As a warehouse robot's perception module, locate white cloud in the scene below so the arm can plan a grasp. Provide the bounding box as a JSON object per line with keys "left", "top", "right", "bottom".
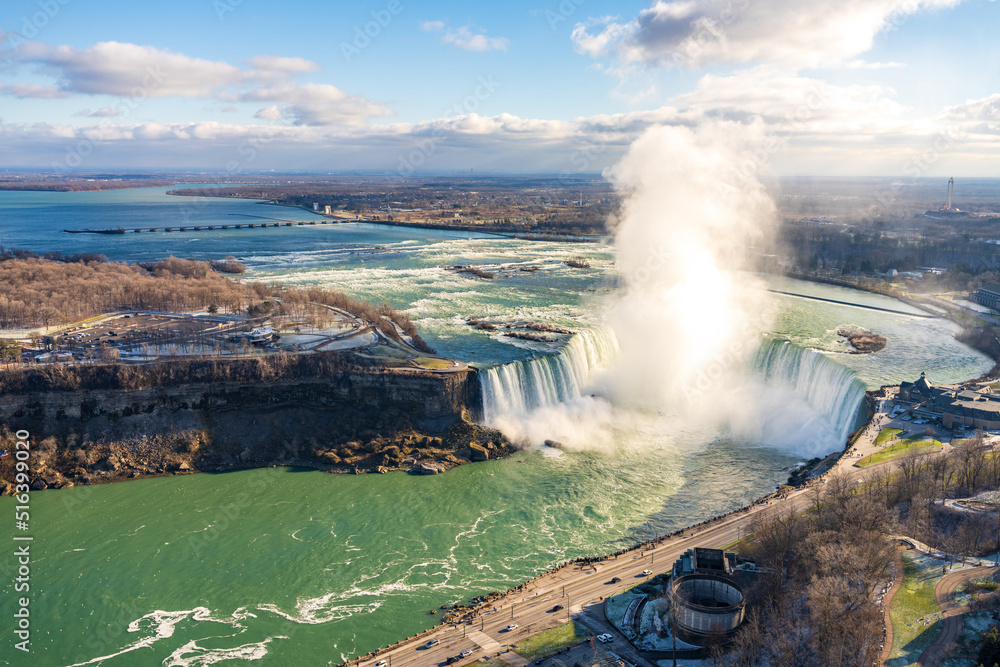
{"left": 572, "top": 0, "right": 961, "bottom": 69}
{"left": 0, "top": 39, "right": 389, "bottom": 126}
{"left": 0, "top": 66, "right": 996, "bottom": 175}
{"left": 0, "top": 82, "right": 69, "bottom": 98}
{"left": 422, "top": 21, "right": 509, "bottom": 52}
{"left": 73, "top": 107, "right": 121, "bottom": 118}
{"left": 10, "top": 40, "right": 239, "bottom": 97}
{"left": 240, "top": 82, "right": 392, "bottom": 126}
{"left": 942, "top": 93, "right": 1000, "bottom": 134}
{"left": 254, "top": 105, "right": 283, "bottom": 121}
{"left": 244, "top": 55, "right": 322, "bottom": 77}
{"left": 442, "top": 27, "right": 509, "bottom": 52}
{"left": 842, "top": 59, "right": 906, "bottom": 70}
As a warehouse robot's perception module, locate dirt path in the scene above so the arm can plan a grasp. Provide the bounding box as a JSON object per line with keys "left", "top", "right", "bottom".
{"left": 916, "top": 564, "right": 998, "bottom": 667}
{"left": 880, "top": 546, "right": 906, "bottom": 665}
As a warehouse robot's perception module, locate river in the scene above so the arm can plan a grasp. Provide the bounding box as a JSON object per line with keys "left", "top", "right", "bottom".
{"left": 0, "top": 187, "right": 992, "bottom": 666}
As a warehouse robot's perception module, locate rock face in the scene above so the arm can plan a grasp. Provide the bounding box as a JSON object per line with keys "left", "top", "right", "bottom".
{"left": 0, "top": 365, "right": 512, "bottom": 493}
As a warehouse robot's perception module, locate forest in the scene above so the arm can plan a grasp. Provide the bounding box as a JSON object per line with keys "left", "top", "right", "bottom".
{"left": 0, "top": 252, "right": 431, "bottom": 352}
{"left": 723, "top": 434, "right": 1000, "bottom": 667}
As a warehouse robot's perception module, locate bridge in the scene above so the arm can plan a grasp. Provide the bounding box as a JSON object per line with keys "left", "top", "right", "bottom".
{"left": 64, "top": 214, "right": 337, "bottom": 234}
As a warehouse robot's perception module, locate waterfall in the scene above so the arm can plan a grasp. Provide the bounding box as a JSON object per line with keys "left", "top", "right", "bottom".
{"left": 479, "top": 329, "right": 618, "bottom": 424}
{"left": 750, "top": 338, "right": 868, "bottom": 445}
{"left": 478, "top": 330, "right": 867, "bottom": 455}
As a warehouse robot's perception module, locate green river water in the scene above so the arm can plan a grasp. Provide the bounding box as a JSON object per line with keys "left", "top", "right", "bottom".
{"left": 0, "top": 188, "right": 993, "bottom": 665}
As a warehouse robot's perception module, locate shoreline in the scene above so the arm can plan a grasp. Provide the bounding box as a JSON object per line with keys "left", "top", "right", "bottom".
{"left": 165, "top": 190, "right": 607, "bottom": 243}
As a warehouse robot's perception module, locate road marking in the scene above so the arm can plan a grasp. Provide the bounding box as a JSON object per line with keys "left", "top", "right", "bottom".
{"left": 467, "top": 630, "right": 501, "bottom": 652}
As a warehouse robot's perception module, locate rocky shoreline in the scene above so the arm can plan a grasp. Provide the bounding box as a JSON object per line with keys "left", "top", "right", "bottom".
{"left": 0, "top": 418, "right": 514, "bottom": 495}
{"left": 0, "top": 356, "right": 510, "bottom": 495}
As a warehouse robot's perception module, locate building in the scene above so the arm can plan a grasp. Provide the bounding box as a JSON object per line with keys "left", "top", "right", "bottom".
{"left": 669, "top": 548, "right": 745, "bottom": 642}
{"left": 898, "top": 372, "right": 943, "bottom": 403}
{"left": 941, "top": 390, "right": 1000, "bottom": 430}
{"left": 313, "top": 203, "right": 319, "bottom": 211}
{"left": 898, "top": 372, "right": 1000, "bottom": 430}
{"left": 324, "top": 205, "right": 332, "bottom": 215}
{"left": 673, "top": 547, "right": 737, "bottom": 577}
{"left": 972, "top": 285, "right": 1000, "bottom": 311}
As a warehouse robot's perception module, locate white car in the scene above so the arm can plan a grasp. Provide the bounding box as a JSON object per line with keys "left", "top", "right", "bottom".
{"left": 459, "top": 649, "right": 473, "bottom": 657}
{"left": 597, "top": 633, "right": 614, "bottom": 643}
{"left": 373, "top": 662, "right": 387, "bottom": 667}
{"left": 641, "top": 569, "right": 652, "bottom": 576}
{"left": 505, "top": 623, "right": 518, "bottom": 631}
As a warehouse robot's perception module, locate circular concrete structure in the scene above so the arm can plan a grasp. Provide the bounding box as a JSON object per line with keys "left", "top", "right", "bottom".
{"left": 669, "top": 574, "right": 746, "bottom": 641}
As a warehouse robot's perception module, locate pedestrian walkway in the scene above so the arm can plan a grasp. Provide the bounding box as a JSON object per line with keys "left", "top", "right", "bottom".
{"left": 467, "top": 629, "right": 501, "bottom": 653}
{"left": 889, "top": 535, "right": 999, "bottom": 567}
{"left": 917, "top": 564, "right": 999, "bottom": 667}
{"left": 880, "top": 547, "right": 905, "bottom": 665}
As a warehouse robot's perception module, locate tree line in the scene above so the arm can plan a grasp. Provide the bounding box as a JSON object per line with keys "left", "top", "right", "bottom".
{"left": 720, "top": 434, "right": 1000, "bottom": 667}
{"left": 0, "top": 254, "right": 433, "bottom": 353}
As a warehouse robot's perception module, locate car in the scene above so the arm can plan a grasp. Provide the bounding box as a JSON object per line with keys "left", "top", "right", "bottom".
{"left": 373, "top": 662, "right": 387, "bottom": 667}
{"left": 459, "top": 649, "right": 473, "bottom": 657}
{"left": 549, "top": 604, "right": 564, "bottom": 612}
{"left": 609, "top": 577, "right": 621, "bottom": 584}
{"left": 504, "top": 624, "right": 518, "bottom": 631}
{"left": 641, "top": 569, "right": 652, "bottom": 576}
{"left": 423, "top": 638, "right": 440, "bottom": 648}
{"left": 107, "top": 331, "right": 116, "bottom": 336}
{"left": 596, "top": 633, "right": 614, "bottom": 643}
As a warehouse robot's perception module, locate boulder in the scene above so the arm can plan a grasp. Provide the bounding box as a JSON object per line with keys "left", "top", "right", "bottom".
{"left": 414, "top": 463, "right": 441, "bottom": 475}
{"left": 469, "top": 444, "right": 489, "bottom": 461}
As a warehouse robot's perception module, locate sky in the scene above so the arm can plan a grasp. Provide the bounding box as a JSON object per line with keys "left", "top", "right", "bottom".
{"left": 0, "top": 0, "right": 997, "bottom": 176}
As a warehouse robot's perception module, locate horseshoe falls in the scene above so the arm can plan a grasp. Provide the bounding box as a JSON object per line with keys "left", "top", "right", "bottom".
{"left": 478, "top": 330, "right": 867, "bottom": 457}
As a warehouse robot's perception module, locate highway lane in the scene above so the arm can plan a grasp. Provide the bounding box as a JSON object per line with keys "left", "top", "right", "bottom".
{"left": 349, "top": 398, "right": 981, "bottom": 667}
{"left": 350, "top": 477, "right": 831, "bottom": 667}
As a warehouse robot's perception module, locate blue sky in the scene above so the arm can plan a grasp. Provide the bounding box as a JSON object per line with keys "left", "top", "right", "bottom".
{"left": 0, "top": 0, "right": 998, "bottom": 174}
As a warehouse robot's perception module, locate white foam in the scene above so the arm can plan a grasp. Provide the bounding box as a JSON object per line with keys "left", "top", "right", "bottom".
{"left": 68, "top": 609, "right": 197, "bottom": 666}
{"left": 163, "top": 636, "right": 286, "bottom": 666}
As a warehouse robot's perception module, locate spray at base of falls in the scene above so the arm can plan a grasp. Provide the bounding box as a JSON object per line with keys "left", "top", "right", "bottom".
{"left": 477, "top": 331, "right": 866, "bottom": 458}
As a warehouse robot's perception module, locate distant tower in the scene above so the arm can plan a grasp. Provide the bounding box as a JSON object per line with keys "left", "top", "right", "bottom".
{"left": 947, "top": 177, "right": 954, "bottom": 211}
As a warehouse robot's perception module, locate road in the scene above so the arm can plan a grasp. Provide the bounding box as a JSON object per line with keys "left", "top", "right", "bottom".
{"left": 347, "top": 462, "right": 874, "bottom": 667}
{"left": 345, "top": 391, "right": 988, "bottom": 667}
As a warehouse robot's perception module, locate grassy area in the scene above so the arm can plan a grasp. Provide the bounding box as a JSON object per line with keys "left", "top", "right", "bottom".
{"left": 463, "top": 659, "right": 512, "bottom": 667}
{"left": 859, "top": 436, "right": 942, "bottom": 467}
{"left": 413, "top": 356, "right": 453, "bottom": 369}
{"left": 875, "top": 427, "right": 904, "bottom": 447}
{"left": 961, "top": 576, "right": 999, "bottom": 594}
{"left": 513, "top": 621, "right": 591, "bottom": 661}
{"left": 888, "top": 552, "right": 945, "bottom": 665}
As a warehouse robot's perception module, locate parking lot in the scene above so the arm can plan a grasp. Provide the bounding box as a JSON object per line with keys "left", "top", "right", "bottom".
{"left": 38, "top": 311, "right": 235, "bottom": 361}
